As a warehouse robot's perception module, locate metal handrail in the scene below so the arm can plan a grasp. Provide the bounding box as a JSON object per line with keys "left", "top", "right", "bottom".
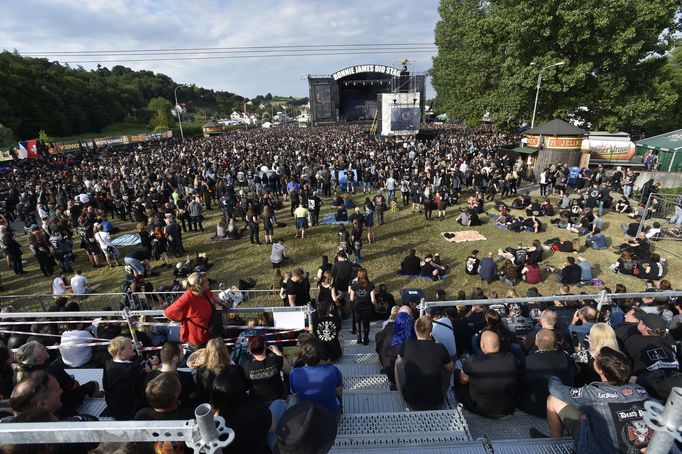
{"left": 419, "top": 290, "right": 682, "bottom": 315}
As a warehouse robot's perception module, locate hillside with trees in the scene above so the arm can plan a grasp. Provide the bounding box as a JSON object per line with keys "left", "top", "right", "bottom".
{"left": 0, "top": 51, "right": 249, "bottom": 139}
{"left": 431, "top": 0, "right": 681, "bottom": 133}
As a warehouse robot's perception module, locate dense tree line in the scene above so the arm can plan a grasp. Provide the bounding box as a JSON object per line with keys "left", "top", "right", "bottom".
{"left": 432, "top": 0, "right": 682, "bottom": 133}
{"left": 0, "top": 51, "right": 247, "bottom": 139}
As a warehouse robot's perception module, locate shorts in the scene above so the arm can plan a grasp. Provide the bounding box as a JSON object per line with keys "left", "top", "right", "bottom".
{"left": 558, "top": 404, "right": 581, "bottom": 438}
{"left": 295, "top": 218, "right": 308, "bottom": 229}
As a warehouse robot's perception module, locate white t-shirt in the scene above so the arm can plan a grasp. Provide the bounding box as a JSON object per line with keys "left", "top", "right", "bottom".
{"left": 52, "top": 277, "right": 67, "bottom": 296}
{"left": 70, "top": 275, "right": 88, "bottom": 294}
{"left": 60, "top": 330, "right": 94, "bottom": 367}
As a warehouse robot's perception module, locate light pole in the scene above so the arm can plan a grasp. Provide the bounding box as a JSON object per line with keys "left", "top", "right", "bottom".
{"left": 530, "top": 61, "right": 565, "bottom": 129}
{"left": 174, "top": 85, "right": 184, "bottom": 141}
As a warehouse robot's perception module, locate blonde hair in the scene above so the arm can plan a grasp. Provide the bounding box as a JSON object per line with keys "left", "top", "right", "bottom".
{"left": 108, "top": 336, "right": 132, "bottom": 357}
{"left": 388, "top": 305, "right": 400, "bottom": 321}
{"left": 183, "top": 272, "right": 207, "bottom": 293}
{"left": 588, "top": 323, "right": 619, "bottom": 356}
{"left": 203, "top": 338, "right": 230, "bottom": 376}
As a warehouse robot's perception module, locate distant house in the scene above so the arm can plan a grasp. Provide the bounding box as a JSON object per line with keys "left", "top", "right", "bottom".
{"left": 230, "top": 111, "right": 242, "bottom": 120}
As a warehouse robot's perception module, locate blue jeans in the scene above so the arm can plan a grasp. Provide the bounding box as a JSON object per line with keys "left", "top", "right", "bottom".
{"left": 267, "top": 399, "right": 286, "bottom": 448}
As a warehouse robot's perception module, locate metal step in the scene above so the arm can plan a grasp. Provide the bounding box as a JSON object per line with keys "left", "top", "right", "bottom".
{"left": 338, "top": 409, "right": 469, "bottom": 437}
{"left": 337, "top": 353, "right": 379, "bottom": 365}
{"left": 68, "top": 368, "right": 103, "bottom": 388}
{"left": 343, "top": 390, "right": 406, "bottom": 413}
{"left": 331, "top": 438, "right": 575, "bottom": 453}
{"left": 343, "top": 374, "right": 392, "bottom": 392}
{"left": 463, "top": 410, "right": 552, "bottom": 440}
{"left": 335, "top": 362, "right": 383, "bottom": 377}
{"left": 77, "top": 397, "right": 108, "bottom": 417}
{"left": 343, "top": 343, "right": 377, "bottom": 355}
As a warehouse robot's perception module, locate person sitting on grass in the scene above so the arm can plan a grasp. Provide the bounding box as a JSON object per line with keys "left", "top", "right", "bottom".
{"left": 545, "top": 256, "right": 582, "bottom": 285}
{"left": 420, "top": 254, "right": 445, "bottom": 281}
{"left": 584, "top": 227, "right": 608, "bottom": 250}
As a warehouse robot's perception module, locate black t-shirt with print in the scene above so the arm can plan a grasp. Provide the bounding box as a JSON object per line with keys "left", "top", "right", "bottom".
{"left": 313, "top": 316, "right": 342, "bottom": 361}
{"left": 244, "top": 354, "right": 286, "bottom": 404}
{"left": 351, "top": 281, "right": 375, "bottom": 306}
{"left": 624, "top": 334, "right": 679, "bottom": 375}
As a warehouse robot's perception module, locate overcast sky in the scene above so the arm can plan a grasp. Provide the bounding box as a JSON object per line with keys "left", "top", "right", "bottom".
{"left": 0, "top": 0, "right": 440, "bottom": 98}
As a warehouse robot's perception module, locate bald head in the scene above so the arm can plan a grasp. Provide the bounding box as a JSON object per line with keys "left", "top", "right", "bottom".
{"left": 535, "top": 328, "right": 557, "bottom": 351}
{"left": 480, "top": 331, "right": 500, "bottom": 354}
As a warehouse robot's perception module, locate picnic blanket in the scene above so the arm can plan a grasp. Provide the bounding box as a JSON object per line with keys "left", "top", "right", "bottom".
{"left": 111, "top": 233, "right": 141, "bottom": 247}
{"left": 441, "top": 231, "right": 487, "bottom": 243}
{"left": 321, "top": 213, "right": 348, "bottom": 225}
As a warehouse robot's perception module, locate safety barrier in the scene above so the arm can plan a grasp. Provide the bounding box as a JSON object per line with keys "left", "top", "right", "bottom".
{"left": 0, "top": 403, "right": 234, "bottom": 453}
{"left": 0, "top": 288, "right": 283, "bottom": 312}
{"left": 418, "top": 290, "right": 682, "bottom": 314}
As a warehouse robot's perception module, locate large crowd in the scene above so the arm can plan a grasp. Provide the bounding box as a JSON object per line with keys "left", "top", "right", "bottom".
{"left": 0, "top": 123, "right": 680, "bottom": 453}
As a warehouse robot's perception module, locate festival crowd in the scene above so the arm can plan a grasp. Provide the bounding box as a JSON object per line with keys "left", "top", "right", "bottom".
{"left": 0, "top": 124, "right": 680, "bottom": 454}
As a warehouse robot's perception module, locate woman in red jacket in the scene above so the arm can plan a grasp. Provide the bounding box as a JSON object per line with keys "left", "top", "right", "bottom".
{"left": 163, "top": 272, "right": 218, "bottom": 349}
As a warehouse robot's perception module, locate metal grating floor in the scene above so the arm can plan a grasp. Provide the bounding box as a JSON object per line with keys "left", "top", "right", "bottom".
{"left": 343, "top": 390, "right": 406, "bottom": 414}
{"left": 68, "top": 368, "right": 104, "bottom": 388}
{"left": 331, "top": 438, "right": 575, "bottom": 454}
{"left": 336, "top": 353, "right": 380, "bottom": 364}
{"left": 343, "top": 374, "right": 392, "bottom": 392}
{"left": 78, "top": 398, "right": 108, "bottom": 417}
{"left": 343, "top": 343, "right": 377, "bottom": 355}
{"left": 335, "top": 363, "right": 382, "bottom": 377}
{"left": 333, "top": 431, "right": 470, "bottom": 449}
{"left": 463, "top": 410, "right": 552, "bottom": 440}
{"left": 338, "top": 410, "right": 469, "bottom": 436}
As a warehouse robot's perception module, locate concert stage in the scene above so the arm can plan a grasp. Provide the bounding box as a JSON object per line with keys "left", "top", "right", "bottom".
{"left": 308, "top": 64, "right": 426, "bottom": 135}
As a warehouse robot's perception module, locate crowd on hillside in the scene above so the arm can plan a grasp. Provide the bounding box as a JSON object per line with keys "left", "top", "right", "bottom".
{"left": 0, "top": 123, "right": 680, "bottom": 453}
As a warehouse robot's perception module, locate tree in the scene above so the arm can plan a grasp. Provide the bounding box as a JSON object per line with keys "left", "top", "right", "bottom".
{"left": 0, "top": 123, "right": 14, "bottom": 149}
{"left": 432, "top": 0, "right": 682, "bottom": 131}
{"left": 147, "top": 97, "right": 174, "bottom": 129}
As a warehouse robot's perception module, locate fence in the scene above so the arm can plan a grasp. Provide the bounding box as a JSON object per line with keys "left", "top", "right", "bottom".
{"left": 0, "top": 289, "right": 283, "bottom": 312}
{"left": 637, "top": 193, "right": 682, "bottom": 244}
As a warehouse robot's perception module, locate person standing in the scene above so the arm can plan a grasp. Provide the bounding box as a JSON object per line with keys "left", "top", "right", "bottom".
{"left": 247, "top": 207, "right": 261, "bottom": 245}
{"left": 350, "top": 267, "right": 376, "bottom": 345}
{"left": 187, "top": 196, "right": 204, "bottom": 232}
{"left": 294, "top": 202, "right": 309, "bottom": 239}
{"left": 163, "top": 272, "right": 218, "bottom": 350}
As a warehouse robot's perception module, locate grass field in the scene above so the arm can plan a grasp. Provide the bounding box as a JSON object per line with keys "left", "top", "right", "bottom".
{"left": 2, "top": 188, "right": 681, "bottom": 311}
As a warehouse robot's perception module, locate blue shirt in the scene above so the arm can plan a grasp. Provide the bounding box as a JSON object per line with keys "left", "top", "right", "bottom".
{"left": 290, "top": 364, "right": 343, "bottom": 416}
{"left": 578, "top": 261, "right": 592, "bottom": 282}
{"left": 587, "top": 233, "right": 607, "bottom": 249}
{"left": 478, "top": 258, "right": 497, "bottom": 281}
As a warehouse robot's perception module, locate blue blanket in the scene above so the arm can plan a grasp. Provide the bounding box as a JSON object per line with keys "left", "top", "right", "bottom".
{"left": 320, "top": 213, "right": 349, "bottom": 225}
{"left": 111, "top": 233, "right": 141, "bottom": 247}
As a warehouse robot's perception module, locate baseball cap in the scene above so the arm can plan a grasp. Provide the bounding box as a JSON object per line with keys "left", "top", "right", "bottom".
{"left": 274, "top": 401, "right": 337, "bottom": 454}
{"left": 641, "top": 313, "right": 667, "bottom": 331}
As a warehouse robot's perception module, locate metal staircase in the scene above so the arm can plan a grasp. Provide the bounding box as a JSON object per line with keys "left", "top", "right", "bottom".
{"left": 71, "top": 320, "right": 576, "bottom": 453}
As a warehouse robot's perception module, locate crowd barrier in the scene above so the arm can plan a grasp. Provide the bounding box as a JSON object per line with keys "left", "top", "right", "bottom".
{"left": 0, "top": 288, "right": 282, "bottom": 312}
{"left": 0, "top": 403, "right": 234, "bottom": 453}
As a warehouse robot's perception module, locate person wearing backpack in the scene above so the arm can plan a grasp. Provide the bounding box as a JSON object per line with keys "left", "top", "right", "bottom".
{"left": 163, "top": 271, "right": 221, "bottom": 350}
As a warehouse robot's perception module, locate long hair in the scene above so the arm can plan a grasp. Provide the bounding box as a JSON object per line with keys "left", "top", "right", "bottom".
{"left": 202, "top": 338, "right": 231, "bottom": 377}
{"left": 588, "top": 323, "right": 619, "bottom": 356}
{"left": 356, "top": 267, "right": 369, "bottom": 287}
{"left": 390, "top": 312, "right": 416, "bottom": 348}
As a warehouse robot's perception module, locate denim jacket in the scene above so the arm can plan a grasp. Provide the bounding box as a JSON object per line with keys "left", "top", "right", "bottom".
{"left": 549, "top": 376, "right": 652, "bottom": 453}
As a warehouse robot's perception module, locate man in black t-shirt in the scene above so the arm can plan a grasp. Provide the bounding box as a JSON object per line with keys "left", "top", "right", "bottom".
{"left": 519, "top": 329, "right": 575, "bottom": 417}
{"left": 145, "top": 342, "right": 197, "bottom": 409}
{"left": 546, "top": 256, "right": 581, "bottom": 284}
{"left": 400, "top": 249, "right": 421, "bottom": 275}
{"left": 455, "top": 331, "right": 518, "bottom": 417}
{"left": 331, "top": 251, "right": 353, "bottom": 299}
{"left": 625, "top": 313, "right": 682, "bottom": 399}
{"left": 286, "top": 268, "right": 310, "bottom": 307}
{"left": 396, "top": 316, "right": 454, "bottom": 410}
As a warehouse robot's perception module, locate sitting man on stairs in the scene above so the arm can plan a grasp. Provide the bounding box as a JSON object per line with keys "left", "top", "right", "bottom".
{"left": 455, "top": 330, "right": 519, "bottom": 417}
{"left": 395, "top": 315, "right": 454, "bottom": 410}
